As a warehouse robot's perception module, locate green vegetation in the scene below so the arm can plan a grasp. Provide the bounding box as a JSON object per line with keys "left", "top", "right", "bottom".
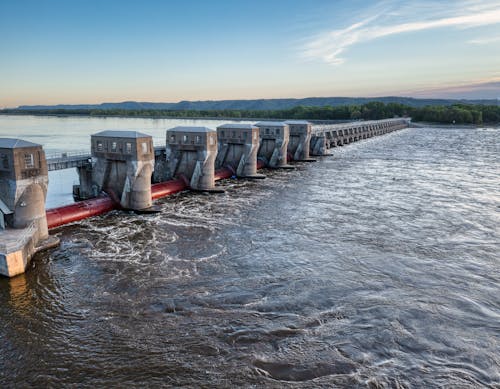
{"left": 1, "top": 102, "right": 499, "bottom": 124}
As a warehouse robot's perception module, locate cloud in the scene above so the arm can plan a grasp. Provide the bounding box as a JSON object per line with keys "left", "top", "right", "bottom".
{"left": 402, "top": 79, "right": 500, "bottom": 99}
{"left": 468, "top": 36, "right": 500, "bottom": 44}
{"left": 302, "top": 1, "right": 500, "bottom": 65}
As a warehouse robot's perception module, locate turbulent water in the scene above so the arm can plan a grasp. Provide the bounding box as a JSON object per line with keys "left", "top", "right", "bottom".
{"left": 1, "top": 116, "right": 499, "bottom": 387}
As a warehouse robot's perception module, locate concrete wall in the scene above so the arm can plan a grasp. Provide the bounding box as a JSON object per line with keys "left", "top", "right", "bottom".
{"left": 216, "top": 125, "right": 261, "bottom": 177}
{"left": 286, "top": 122, "right": 313, "bottom": 161}
{"left": 0, "top": 234, "right": 35, "bottom": 277}
{"left": 0, "top": 145, "right": 49, "bottom": 240}
{"left": 165, "top": 127, "right": 217, "bottom": 191}
{"left": 77, "top": 134, "right": 155, "bottom": 210}
{"left": 311, "top": 119, "right": 409, "bottom": 155}
{"left": 256, "top": 123, "right": 290, "bottom": 168}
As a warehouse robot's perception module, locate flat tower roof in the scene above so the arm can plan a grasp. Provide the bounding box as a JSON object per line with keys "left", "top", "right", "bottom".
{"left": 217, "top": 123, "right": 257, "bottom": 130}
{"left": 0, "top": 138, "right": 41, "bottom": 149}
{"left": 168, "top": 126, "right": 216, "bottom": 133}
{"left": 284, "top": 120, "right": 310, "bottom": 125}
{"left": 254, "top": 121, "right": 287, "bottom": 127}
{"left": 92, "top": 130, "right": 152, "bottom": 138}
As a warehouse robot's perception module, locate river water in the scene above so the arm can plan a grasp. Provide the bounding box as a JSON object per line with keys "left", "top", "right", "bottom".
{"left": 0, "top": 115, "right": 499, "bottom": 387}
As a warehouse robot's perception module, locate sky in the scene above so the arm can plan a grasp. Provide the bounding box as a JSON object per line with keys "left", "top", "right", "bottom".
{"left": 0, "top": 0, "right": 499, "bottom": 107}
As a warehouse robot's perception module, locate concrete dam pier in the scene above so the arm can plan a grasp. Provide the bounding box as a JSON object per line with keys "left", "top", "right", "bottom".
{"left": 0, "top": 139, "right": 59, "bottom": 277}
{"left": 255, "top": 121, "right": 294, "bottom": 169}
{"left": 74, "top": 130, "right": 155, "bottom": 211}
{"left": 163, "top": 127, "right": 219, "bottom": 192}
{"left": 0, "top": 118, "right": 409, "bottom": 277}
{"left": 285, "top": 120, "right": 315, "bottom": 162}
{"left": 216, "top": 124, "right": 265, "bottom": 179}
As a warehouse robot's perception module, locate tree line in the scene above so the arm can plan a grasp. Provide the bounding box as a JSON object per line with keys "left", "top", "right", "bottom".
{"left": 2, "top": 102, "right": 499, "bottom": 124}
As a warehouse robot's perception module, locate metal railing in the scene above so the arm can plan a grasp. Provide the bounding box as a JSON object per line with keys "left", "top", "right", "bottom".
{"left": 45, "top": 150, "right": 91, "bottom": 161}
{"left": 311, "top": 118, "right": 409, "bottom": 136}
{"left": 46, "top": 150, "right": 92, "bottom": 171}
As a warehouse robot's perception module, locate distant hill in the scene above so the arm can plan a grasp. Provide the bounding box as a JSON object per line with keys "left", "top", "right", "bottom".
{"left": 16, "top": 96, "right": 499, "bottom": 111}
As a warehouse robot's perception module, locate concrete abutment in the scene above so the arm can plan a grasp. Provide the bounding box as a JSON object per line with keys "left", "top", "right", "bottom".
{"left": 0, "top": 139, "right": 59, "bottom": 277}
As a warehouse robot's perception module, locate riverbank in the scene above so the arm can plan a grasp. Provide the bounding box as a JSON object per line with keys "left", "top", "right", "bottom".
{"left": 411, "top": 121, "right": 499, "bottom": 128}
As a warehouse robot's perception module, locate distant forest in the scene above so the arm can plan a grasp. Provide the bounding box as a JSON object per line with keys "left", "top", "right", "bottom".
{"left": 2, "top": 102, "right": 499, "bottom": 124}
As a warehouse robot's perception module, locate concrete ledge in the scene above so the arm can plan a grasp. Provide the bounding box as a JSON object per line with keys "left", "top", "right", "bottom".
{"left": 0, "top": 230, "right": 34, "bottom": 277}
{"left": 0, "top": 250, "right": 27, "bottom": 277}
{"left": 0, "top": 227, "right": 60, "bottom": 278}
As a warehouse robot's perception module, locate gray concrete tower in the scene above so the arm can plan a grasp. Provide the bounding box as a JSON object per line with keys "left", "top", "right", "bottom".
{"left": 165, "top": 126, "right": 218, "bottom": 191}
{"left": 0, "top": 139, "right": 49, "bottom": 240}
{"left": 285, "top": 120, "right": 314, "bottom": 161}
{"left": 76, "top": 130, "right": 155, "bottom": 210}
{"left": 255, "top": 121, "right": 292, "bottom": 168}
{"left": 215, "top": 123, "right": 264, "bottom": 178}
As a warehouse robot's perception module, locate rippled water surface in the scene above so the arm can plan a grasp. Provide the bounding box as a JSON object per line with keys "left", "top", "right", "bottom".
{"left": 1, "top": 118, "right": 499, "bottom": 387}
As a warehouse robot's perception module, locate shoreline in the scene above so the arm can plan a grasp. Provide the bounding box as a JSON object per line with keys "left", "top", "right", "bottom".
{"left": 410, "top": 121, "right": 497, "bottom": 129}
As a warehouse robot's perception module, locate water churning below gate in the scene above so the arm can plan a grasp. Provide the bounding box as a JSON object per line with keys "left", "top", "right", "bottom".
{"left": 1, "top": 125, "right": 499, "bottom": 387}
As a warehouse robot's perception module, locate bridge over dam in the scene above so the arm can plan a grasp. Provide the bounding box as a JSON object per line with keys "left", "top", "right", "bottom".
{"left": 0, "top": 118, "right": 409, "bottom": 277}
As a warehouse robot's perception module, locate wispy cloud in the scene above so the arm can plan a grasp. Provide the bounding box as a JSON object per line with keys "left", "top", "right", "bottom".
{"left": 468, "top": 35, "right": 500, "bottom": 44}
{"left": 398, "top": 77, "right": 500, "bottom": 99}
{"left": 302, "top": 1, "right": 500, "bottom": 65}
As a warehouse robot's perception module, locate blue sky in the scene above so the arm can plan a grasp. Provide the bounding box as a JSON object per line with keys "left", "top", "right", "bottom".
{"left": 1, "top": 0, "right": 499, "bottom": 107}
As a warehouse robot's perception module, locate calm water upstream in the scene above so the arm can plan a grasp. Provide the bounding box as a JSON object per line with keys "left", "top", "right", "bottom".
{"left": 0, "top": 115, "right": 499, "bottom": 387}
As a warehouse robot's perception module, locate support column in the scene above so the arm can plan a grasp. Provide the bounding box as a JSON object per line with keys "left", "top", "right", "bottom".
{"left": 310, "top": 134, "right": 327, "bottom": 156}
{"left": 75, "top": 131, "right": 155, "bottom": 211}
{"left": 165, "top": 126, "right": 219, "bottom": 191}
{"left": 256, "top": 121, "right": 293, "bottom": 168}
{"left": 0, "top": 138, "right": 59, "bottom": 277}
{"left": 216, "top": 124, "right": 265, "bottom": 178}
{"left": 285, "top": 120, "right": 315, "bottom": 161}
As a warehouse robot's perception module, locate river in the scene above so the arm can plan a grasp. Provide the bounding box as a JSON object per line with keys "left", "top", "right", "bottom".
{"left": 0, "top": 115, "right": 499, "bottom": 387}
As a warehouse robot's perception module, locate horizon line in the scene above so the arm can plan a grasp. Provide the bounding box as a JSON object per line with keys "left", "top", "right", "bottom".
{"left": 4, "top": 95, "right": 499, "bottom": 110}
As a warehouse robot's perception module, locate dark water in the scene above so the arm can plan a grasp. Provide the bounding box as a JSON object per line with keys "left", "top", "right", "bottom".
{"left": 1, "top": 126, "right": 499, "bottom": 387}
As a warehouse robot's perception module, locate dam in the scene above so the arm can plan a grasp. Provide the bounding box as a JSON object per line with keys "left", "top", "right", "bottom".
{"left": 0, "top": 118, "right": 408, "bottom": 277}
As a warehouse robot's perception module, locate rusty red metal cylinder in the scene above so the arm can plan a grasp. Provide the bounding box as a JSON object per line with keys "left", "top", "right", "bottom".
{"left": 151, "top": 178, "right": 189, "bottom": 200}
{"left": 46, "top": 164, "right": 267, "bottom": 230}
{"left": 46, "top": 195, "right": 117, "bottom": 229}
